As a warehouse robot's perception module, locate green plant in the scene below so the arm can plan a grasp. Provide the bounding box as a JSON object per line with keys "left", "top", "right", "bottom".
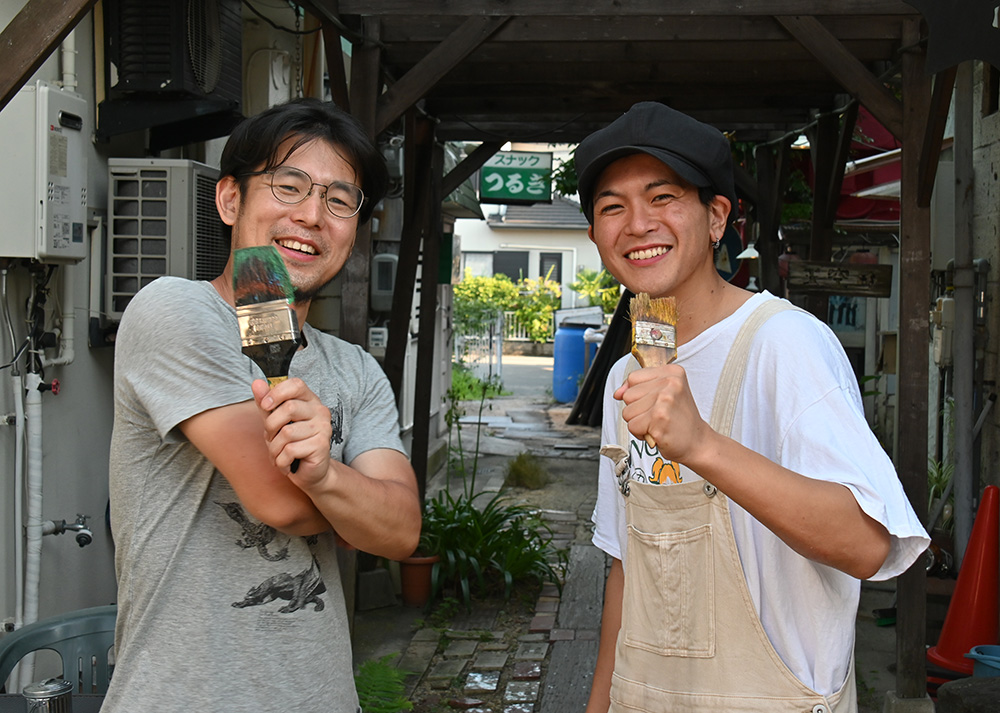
{"left": 928, "top": 457, "right": 955, "bottom": 536}
{"left": 504, "top": 452, "right": 550, "bottom": 489}
{"left": 551, "top": 153, "right": 578, "bottom": 198}
{"left": 419, "top": 386, "right": 567, "bottom": 609}
{"left": 421, "top": 488, "right": 565, "bottom": 608}
{"left": 570, "top": 267, "right": 620, "bottom": 314}
{"left": 451, "top": 363, "right": 506, "bottom": 401}
{"left": 354, "top": 654, "right": 413, "bottom": 713}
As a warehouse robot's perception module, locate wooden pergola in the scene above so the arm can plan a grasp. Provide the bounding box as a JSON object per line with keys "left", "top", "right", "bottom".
{"left": 1, "top": 0, "right": 947, "bottom": 702}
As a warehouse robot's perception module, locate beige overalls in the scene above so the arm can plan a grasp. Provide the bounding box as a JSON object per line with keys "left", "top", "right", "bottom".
{"left": 607, "top": 300, "right": 857, "bottom": 713}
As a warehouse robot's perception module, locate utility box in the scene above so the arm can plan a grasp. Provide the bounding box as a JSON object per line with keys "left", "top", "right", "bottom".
{"left": 0, "top": 80, "right": 89, "bottom": 262}
{"left": 106, "top": 158, "right": 227, "bottom": 319}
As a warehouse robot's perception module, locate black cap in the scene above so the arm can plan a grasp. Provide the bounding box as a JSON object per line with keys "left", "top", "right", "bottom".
{"left": 576, "top": 102, "right": 737, "bottom": 226}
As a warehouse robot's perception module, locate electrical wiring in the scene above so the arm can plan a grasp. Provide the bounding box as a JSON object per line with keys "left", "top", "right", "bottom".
{"left": 241, "top": 0, "right": 320, "bottom": 35}
{"left": 1, "top": 338, "right": 29, "bottom": 371}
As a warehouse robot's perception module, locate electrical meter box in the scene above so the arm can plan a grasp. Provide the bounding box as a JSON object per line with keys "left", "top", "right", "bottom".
{"left": 0, "top": 80, "right": 89, "bottom": 262}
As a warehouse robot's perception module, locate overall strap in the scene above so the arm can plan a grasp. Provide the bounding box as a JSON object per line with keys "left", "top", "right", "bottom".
{"left": 709, "top": 298, "right": 802, "bottom": 437}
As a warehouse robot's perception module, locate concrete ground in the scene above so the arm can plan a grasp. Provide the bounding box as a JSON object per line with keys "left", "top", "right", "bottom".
{"left": 353, "top": 354, "right": 939, "bottom": 712}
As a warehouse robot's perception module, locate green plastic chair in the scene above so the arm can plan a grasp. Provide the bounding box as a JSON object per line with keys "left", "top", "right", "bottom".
{"left": 0, "top": 605, "right": 116, "bottom": 694}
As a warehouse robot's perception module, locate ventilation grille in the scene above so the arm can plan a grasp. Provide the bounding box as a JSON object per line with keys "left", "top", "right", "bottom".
{"left": 107, "top": 159, "right": 223, "bottom": 320}
{"left": 193, "top": 172, "right": 228, "bottom": 280}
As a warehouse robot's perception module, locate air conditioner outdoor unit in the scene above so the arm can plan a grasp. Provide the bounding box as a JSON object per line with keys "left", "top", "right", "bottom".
{"left": 106, "top": 158, "right": 228, "bottom": 320}
{"left": 99, "top": 0, "right": 243, "bottom": 148}
{"left": 104, "top": 0, "right": 242, "bottom": 102}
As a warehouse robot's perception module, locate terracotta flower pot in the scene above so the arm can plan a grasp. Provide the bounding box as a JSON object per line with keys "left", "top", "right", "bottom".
{"left": 399, "top": 554, "right": 440, "bottom": 608}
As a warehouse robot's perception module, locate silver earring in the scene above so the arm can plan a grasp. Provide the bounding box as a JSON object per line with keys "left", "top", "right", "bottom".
{"left": 712, "top": 239, "right": 721, "bottom": 250}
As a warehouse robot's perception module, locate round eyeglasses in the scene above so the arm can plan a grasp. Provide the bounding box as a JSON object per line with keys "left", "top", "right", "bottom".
{"left": 243, "top": 166, "right": 365, "bottom": 219}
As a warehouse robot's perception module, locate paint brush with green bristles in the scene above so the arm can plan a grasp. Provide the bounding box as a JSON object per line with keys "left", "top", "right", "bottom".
{"left": 233, "top": 246, "right": 302, "bottom": 472}
{"left": 233, "top": 245, "right": 301, "bottom": 387}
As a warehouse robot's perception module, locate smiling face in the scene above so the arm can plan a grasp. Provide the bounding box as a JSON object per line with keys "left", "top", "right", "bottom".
{"left": 587, "top": 152, "right": 730, "bottom": 303}
{"left": 215, "top": 136, "right": 362, "bottom": 310}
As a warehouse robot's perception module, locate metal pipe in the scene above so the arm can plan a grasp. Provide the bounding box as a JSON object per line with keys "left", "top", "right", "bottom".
{"left": 19, "top": 373, "right": 44, "bottom": 689}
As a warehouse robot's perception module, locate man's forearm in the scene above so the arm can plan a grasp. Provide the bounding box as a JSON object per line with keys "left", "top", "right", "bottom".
{"left": 301, "top": 453, "right": 421, "bottom": 560}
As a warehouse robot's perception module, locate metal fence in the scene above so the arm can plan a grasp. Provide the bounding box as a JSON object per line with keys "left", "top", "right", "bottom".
{"left": 503, "top": 310, "right": 555, "bottom": 342}
{"left": 454, "top": 311, "right": 504, "bottom": 382}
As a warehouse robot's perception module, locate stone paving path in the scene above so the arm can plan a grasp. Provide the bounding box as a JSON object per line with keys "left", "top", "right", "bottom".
{"left": 392, "top": 493, "right": 605, "bottom": 713}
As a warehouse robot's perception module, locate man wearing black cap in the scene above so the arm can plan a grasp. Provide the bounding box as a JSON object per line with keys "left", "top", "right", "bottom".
{"left": 580, "top": 102, "right": 928, "bottom": 712}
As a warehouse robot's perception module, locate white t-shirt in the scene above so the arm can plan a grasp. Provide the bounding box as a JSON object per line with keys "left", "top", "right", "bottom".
{"left": 591, "top": 291, "right": 929, "bottom": 697}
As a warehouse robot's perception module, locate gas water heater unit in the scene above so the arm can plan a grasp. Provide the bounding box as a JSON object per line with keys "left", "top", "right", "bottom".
{"left": 0, "top": 80, "right": 89, "bottom": 263}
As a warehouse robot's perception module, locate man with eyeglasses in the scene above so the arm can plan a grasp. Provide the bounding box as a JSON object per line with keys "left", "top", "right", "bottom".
{"left": 106, "top": 98, "right": 420, "bottom": 711}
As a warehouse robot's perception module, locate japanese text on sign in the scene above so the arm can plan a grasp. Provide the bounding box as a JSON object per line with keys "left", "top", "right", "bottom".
{"left": 480, "top": 151, "right": 553, "bottom": 205}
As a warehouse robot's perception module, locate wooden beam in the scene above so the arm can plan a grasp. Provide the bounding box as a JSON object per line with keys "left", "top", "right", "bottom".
{"left": 339, "top": 18, "right": 381, "bottom": 348}
{"left": 894, "top": 16, "right": 931, "bottom": 703}
{"left": 321, "top": 22, "right": 351, "bottom": 112}
{"left": 917, "top": 66, "right": 957, "bottom": 208}
{"left": 442, "top": 140, "right": 502, "bottom": 197}
{"left": 0, "top": 0, "right": 97, "bottom": 112}
{"left": 339, "top": 1, "right": 918, "bottom": 17}
{"left": 375, "top": 15, "right": 510, "bottom": 135}
{"left": 824, "top": 102, "right": 859, "bottom": 226}
{"left": 776, "top": 15, "right": 903, "bottom": 140}
{"left": 381, "top": 15, "right": 916, "bottom": 44}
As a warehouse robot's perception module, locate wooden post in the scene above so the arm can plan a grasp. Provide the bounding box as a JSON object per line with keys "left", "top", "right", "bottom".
{"left": 894, "top": 17, "right": 931, "bottom": 702}
{"left": 753, "top": 141, "right": 790, "bottom": 296}
{"left": 409, "top": 117, "right": 442, "bottom": 504}
{"left": 339, "top": 18, "right": 380, "bottom": 347}
{"left": 384, "top": 110, "right": 430, "bottom": 399}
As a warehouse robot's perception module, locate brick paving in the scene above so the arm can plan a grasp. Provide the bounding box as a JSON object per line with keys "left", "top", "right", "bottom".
{"left": 384, "top": 502, "right": 604, "bottom": 713}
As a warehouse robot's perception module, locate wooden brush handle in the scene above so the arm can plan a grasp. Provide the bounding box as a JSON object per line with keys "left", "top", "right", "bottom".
{"left": 632, "top": 345, "right": 676, "bottom": 449}
{"left": 264, "top": 376, "right": 299, "bottom": 473}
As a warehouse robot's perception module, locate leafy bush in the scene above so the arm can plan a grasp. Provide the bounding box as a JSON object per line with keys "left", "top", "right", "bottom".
{"left": 420, "top": 488, "right": 565, "bottom": 608}
{"left": 515, "top": 269, "right": 562, "bottom": 343}
{"left": 570, "top": 268, "right": 620, "bottom": 315}
{"left": 453, "top": 271, "right": 519, "bottom": 337}
{"left": 354, "top": 654, "right": 413, "bottom": 713}
{"left": 453, "top": 268, "right": 561, "bottom": 344}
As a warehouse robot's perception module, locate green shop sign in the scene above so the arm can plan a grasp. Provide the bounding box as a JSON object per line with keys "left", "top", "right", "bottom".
{"left": 479, "top": 151, "right": 552, "bottom": 205}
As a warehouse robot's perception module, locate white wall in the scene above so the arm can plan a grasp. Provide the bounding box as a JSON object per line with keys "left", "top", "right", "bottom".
{"left": 454, "top": 217, "right": 603, "bottom": 308}
{"left": 0, "top": 6, "right": 118, "bottom": 630}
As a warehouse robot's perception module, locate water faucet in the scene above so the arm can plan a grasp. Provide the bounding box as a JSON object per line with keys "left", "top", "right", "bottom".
{"left": 42, "top": 514, "right": 93, "bottom": 547}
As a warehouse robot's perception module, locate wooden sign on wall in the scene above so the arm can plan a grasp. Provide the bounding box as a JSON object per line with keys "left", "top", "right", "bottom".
{"left": 787, "top": 261, "right": 893, "bottom": 298}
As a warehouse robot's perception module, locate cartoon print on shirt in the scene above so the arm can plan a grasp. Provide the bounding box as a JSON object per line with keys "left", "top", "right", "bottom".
{"left": 330, "top": 399, "right": 344, "bottom": 445}
{"left": 601, "top": 433, "right": 684, "bottom": 496}
{"left": 650, "top": 457, "right": 682, "bottom": 485}
{"left": 216, "top": 501, "right": 290, "bottom": 561}
{"left": 231, "top": 556, "right": 327, "bottom": 613}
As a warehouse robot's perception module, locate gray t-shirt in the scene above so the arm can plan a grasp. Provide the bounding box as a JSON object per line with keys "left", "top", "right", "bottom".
{"left": 105, "top": 277, "right": 404, "bottom": 711}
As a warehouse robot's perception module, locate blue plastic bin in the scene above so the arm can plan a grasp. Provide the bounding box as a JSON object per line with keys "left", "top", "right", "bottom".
{"left": 552, "top": 324, "right": 593, "bottom": 404}
{"left": 965, "top": 645, "right": 1000, "bottom": 677}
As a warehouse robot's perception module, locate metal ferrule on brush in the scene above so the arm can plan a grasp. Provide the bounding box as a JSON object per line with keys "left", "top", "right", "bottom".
{"left": 236, "top": 300, "right": 300, "bottom": 346}
{"left": 633, "top": 320, "right": 676, "bottom": 350}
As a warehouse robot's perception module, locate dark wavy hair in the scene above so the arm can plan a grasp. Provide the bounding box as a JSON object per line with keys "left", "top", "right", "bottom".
{"left": 219, "top": 98, "right": 388, "bottom": 225}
